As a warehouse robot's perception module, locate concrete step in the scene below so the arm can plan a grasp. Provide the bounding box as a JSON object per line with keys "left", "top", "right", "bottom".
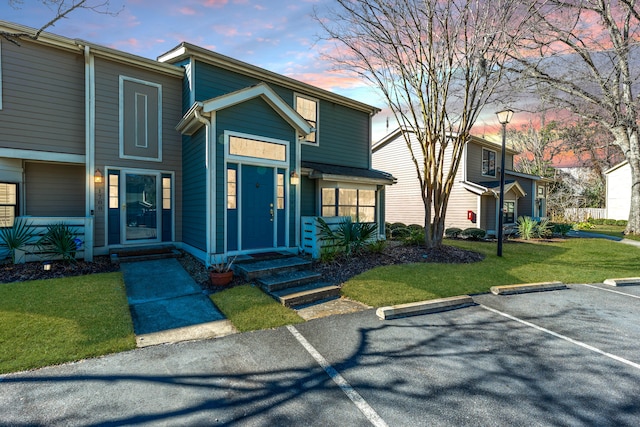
{"left": 270, "top": 282, "right": 341, "bottom": 307}
{"left": 235, "top": 256, "right": 312, "bottom": 280}
{"left": 110, "top": 245, "right": 180, "bottom": 264}
{"left": 257, "top": 269, "right": 323, "bottom": 292}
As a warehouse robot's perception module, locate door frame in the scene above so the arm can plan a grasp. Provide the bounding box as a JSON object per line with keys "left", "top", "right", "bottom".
{"left": 223, "top": 131, "right": 292, "bottom": 255}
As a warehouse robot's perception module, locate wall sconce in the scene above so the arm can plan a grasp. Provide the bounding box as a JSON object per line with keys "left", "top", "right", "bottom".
{"left": 290, "top": 171, "right": 300, "bottom": 185}
{"left": 94, "top": 168, "right": 104, "bottom": 184}
{"left": 43, "top": 262, "right": 51, "bottom": 271}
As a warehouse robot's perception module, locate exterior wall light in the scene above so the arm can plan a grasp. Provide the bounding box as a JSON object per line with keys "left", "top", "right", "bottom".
{"left": 94, "top": 168, "right": 104, "bottom": 184}
{"left": 290, "top": 171, "right": 300, "bottom": 185}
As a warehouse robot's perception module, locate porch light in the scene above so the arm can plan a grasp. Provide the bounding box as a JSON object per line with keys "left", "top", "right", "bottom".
{"left": 290, "top": 171, "right": 300, "bottom": 185}
{"left": 495, "top": 109, "right": 513, "bottom": 257}
{"left": 43, "top": 262, "right": 51, "bottom": 271}
{"left": 94, "top": 168, "right": 104, "bottom": 184}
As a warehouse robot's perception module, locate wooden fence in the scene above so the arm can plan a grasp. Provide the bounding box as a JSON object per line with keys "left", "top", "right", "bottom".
{"left": 563, "top": 208, "right": 606, "bottom": 222}
{"left": 11, "top": 216, "right": 94, "bottom": 263}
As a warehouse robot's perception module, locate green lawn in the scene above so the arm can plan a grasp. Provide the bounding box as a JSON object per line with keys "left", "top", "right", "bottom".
{"left": 0, "top": 272, "right": 135, "bottom": 374}
{"left": 341, "top": 238, "right": 640, "bottom": 307}
{"left": 579, "top": 224, "right": 640, "bottom": 241}
{"left": 211, "top": 285, "right": 304, "bottom": 332}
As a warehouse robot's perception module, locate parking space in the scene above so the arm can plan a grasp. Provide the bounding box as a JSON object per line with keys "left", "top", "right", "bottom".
{"left": 2, "top": 284, "right": 640, "bottom": 426}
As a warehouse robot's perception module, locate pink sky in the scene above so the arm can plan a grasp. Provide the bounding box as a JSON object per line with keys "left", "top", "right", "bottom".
{"left": 2, "top": 0, "right": 519, "bottom": 141}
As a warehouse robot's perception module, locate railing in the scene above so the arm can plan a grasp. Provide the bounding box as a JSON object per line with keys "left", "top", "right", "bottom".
{"left": 12, "top": 216, "right": 94, "bottom": 263}
{"left": 563, "top": 208, "right": 606, "bottom": 222}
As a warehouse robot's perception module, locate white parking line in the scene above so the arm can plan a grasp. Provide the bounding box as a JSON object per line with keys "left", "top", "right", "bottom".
{"left": 580, "top": 283, "right": 640, "bottom": 299}
{"left": 287, "top": 325, "right": 388, "bottom": 427}
{"left": 479, "top": 305, "right": 640, "bottom": 371}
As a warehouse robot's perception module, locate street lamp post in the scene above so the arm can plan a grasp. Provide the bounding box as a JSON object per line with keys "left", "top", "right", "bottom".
{"left": 496, "top": 109, "right": 514, "bottom": 257}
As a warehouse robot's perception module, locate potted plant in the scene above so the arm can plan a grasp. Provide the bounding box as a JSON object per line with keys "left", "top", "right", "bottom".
{"left": 208, "top": 255, "right": 236, "bottom": 286}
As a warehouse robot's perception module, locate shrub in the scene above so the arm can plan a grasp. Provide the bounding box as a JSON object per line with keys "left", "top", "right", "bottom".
{"left": 0, "top": 218, "right": 35, "bottom": 263}
{"left": 616, "top": 220, "right": 628, "bottom": 226}
{"left": 517, "top": 216, "right": 536, "bottom": 240}
{"left": 551, "top": 222, "right": 573, "bottom": 237}
{"left": 535, "top": 218, "right": 552, "bottom": 238}
{"left": 317, "top": 217, "right": 378, "bottom": 257}
{"left": 445, "top": 227, "right": 462, "bottom": 238}
{"left": 591, "top": 218, "right": 605, "bottom": 225}
{"left": 574, "top": 221, "right": 595, "bottom": 230}
{"left": 367, "top": 239, "right": 387, "bottom": 253}
{"left": 38, "top": 223, "right": 83, "bottom": 263}
{"left": 403, "top": 227, "right": 425, "bottom": 246}
{"left": 461, "top": 228, "right": 486, "bottom": 240}
{"left": 604, "top": 219, "right": 617, "bottom": 226}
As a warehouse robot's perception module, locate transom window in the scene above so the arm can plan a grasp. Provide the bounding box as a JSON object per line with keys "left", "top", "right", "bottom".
{"left": 482, "top": 148, "right": 496, "bottom": 177}
{"left": 321, "top": 187, "right": 376, "bottom": 222}
{"left": 229, "top": 136, "right": 286, "bottom": 162}
{"left": 296, "top": 94, "right": 318, "bottom": 144}
{"left": 0, "top": 183, "right": 17, "bottom": 227}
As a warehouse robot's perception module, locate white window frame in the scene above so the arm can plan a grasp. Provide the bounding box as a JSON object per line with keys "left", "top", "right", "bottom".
{"left": 294, "top": 93, "right": 319, "bottom": 146}
{"left": 319, "top": 182, "right": 378, "bottom": 223}
{"left": 482, "top": 148, "right": 496, "bottom": 178}
{"left": 119, "top": 76, "right": 162, "bottom": 162}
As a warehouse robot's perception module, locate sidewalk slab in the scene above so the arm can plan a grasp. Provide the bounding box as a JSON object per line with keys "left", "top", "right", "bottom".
{"left": 490, "top": 281, "right": 566, "bottom": 295}
{"left": 121, "top": 259, "right": 201, "bottom": 304}
{"left": 603, "top": 277, "right": 640, "bottom": 286}
{"left": 376, "top": 295, "right": 475, "bottom": 320}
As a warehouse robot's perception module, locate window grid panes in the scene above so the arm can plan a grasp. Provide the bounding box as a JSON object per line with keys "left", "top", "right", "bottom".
{"left": 0, "top": 183, "right": 17, "bottom": 227}
{"left": 321, "top": 188, "right": 376, "bottom": 222}
{"left": 229, "top": 136, "right": 286, "bottom": 162}
{"left": 296, "top": 95, "right": 317, "bottom": 143}
{"left": 277, "top": 173, "right": 285, "bottom": 209}
{"left": 109, "top": 175, "right": 119, "bottom": 209}
{"left": 503, "top": 201, "right": 515, "bottom": 224}
{"left": 227, "top": 169, "right": 237, "bottom": 209}
{"left": 162, "top": 177, "right": 171, "bottom": 210}
{"left": 482, "top": 149, "right": 496, "bottom": 177}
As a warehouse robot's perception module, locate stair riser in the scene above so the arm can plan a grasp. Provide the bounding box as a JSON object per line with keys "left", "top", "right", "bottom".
{"left": 278, "top": 288, "right": 341, "bottom": 307}
{"left": 259, "top": 274, "right": 322, "bottom": 292}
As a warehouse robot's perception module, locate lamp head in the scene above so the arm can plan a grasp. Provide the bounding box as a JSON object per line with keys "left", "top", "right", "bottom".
{"left": 496, "top": 109, "right": 514, "bottom": 125}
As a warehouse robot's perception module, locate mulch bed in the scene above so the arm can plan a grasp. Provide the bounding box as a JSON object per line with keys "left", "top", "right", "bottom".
{"left": 1, "top": 243, "right": 484, "bottom": 288}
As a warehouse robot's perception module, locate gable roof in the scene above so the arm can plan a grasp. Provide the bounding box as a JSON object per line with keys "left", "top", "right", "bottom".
{"left": 605, "top": 160, "right": 629, "bottom": 175}
{"left": 176, "top": 83, "right": 313, "bottom": 136}
{"left": 462, "top": 179, "right": 527, "bottom": 198}
{"left": 372, "top": 127, "right": 519, "bottom": 155}
{"left": 159, "top": 42, "right": 380, "bottom": 115}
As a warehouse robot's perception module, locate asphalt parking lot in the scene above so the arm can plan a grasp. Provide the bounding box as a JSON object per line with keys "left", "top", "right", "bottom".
{"left": 1, "top": 283, "right": 639, "bottom": 426}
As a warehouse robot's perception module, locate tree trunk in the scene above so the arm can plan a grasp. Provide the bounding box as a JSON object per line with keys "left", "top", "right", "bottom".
{"left": 626, "top": 155, "right": 640, "bottom": 235}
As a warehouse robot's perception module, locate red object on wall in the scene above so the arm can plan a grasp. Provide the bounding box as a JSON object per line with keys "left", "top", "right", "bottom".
{"left": 467, "top": 210, "right": 476, "bottom": 222}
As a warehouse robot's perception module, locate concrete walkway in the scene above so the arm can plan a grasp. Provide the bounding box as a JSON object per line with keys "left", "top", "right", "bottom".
{"left": 120, "top": 259, "right": 236, "bottom": 347}
{"left": 567, "top": 230, "right": 640, "bottom": 247}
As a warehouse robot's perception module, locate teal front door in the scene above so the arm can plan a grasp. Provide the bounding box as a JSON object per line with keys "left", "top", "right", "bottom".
{"left": 241, "top": 165, "right": 275, "bottom": 250}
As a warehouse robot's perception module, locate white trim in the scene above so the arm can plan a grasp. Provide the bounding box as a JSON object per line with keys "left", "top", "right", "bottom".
{"left": 134, "top": 92, "right": 149, "bottom": 148}
{"left": 84, "top": 45, "right": 96, "bottom": 219}
{"left": 119, "top": 75, "right": 163, "bottom": 162}
{"left": 0, "top": 148, "right": 84, "bottom": 163}
{"left": 294, "top": 92, "right": 319, "bottom": 146}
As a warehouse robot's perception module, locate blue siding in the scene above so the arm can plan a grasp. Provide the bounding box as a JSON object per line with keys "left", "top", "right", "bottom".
{"left": 301, "top": 101, "right": 371, "bottom": 169}
{"left": 300, "top": 176, "right": 316, "bottom": 217}
{"left": 182, "top": 129, "right": 207, "bottom": 251}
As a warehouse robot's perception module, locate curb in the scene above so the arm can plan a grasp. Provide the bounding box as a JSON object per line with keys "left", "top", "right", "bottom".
{"left": 603, "top": 277, "right": 640, "bottom": 287}
{"left": 490, "top": 281, "right": 566, "bottom": 295}
{"left": 376, "top": 295, "right": 475, "bottom": 320}
{"left": 136, "top": 319, "right": 238, "bottom": 348}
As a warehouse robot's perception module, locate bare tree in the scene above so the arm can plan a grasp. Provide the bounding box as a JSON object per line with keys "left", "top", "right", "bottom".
{"left": 510, "top": 116, "right": 562, "bottom": 177}
{"left": 508, "top": 0, "right": 640, "bottom": 234}
{"left": 2, "top": 1, "right": 118, "bottom": 44}
{"left": 315, "top": 0, "right": 532, "bottom": 248}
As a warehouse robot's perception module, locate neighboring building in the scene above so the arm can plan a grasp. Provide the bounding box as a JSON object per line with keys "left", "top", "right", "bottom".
{"left": 372, "top": 128, "right": 550, "bottom": 236}
{"left": 0, "top": 21, "right": 394, "bottom": 264}
{"left": 605, "top": 161, "right": 631, "bottom": 220}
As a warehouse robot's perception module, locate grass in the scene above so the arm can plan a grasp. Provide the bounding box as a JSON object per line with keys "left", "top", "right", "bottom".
{"left": 210, "top": 285, "right": 304, "bottom": 332}
{"left": 341, "top": 238, "right": 640, "bottom": 307}
{"left": 578, "top": 224, "right": 640, "bottom": 241}
{"left": 0, "top": 272, "right": 135, "bottom": 374}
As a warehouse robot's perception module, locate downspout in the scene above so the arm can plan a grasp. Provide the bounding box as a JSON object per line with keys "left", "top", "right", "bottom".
{"left": 194, "top": 108, "right": 214, "bottom": 265}
{"left": 83, "top": 44, "right": 95, "bottom": 261}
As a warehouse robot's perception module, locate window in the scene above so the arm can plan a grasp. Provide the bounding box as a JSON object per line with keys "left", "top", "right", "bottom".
{"left": 109, "top": 174, "right": 119, "bottom": 209}
{"left": 229, "top": 136, "right": 286, "bottom": 162}
{"left": 503, "top": 201, "right": 515, "bottom": 224}
{"left": 227, "top": 168, "right": 237, "bottom": 209}
{"left": 321, "top": 187, "right": 376, "bottom": 222}
{"left": 277, "top": 173, "right": 285, "bottom": 209}
{"left": 482, "top": 148, "right": 496, "bottom": 177}
{"left": 296, "top": 94, "right": 318, "bottom": 144}
{"left": 0, "top": 183, "right": 17, "bottom": 227}
{"left": 162, "top": 177, "right": 171, "bottom": 210}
